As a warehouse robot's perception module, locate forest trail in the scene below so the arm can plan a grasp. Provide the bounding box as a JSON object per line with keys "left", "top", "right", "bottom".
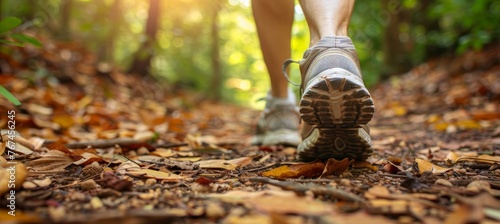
{"left": 1, "top": 40, "right": 499, "bottom": 223}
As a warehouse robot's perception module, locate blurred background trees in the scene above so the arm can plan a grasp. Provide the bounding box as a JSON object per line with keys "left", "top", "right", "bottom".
{"left": 1, "top": 0, "right": 498, "bottom": 107}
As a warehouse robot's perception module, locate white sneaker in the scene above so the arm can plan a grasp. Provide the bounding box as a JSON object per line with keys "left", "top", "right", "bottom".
{"left": 252, "top": 91, "right": 301, "bottom": 146}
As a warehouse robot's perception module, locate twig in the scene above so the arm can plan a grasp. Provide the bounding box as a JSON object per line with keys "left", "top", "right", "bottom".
{"left": 249, "top": 177, "right": 367, "bottom": 204}
{"left": 153, "top": 142, "right": 188, "bottom": 148}
{"left": 243, "top": 162, "right": 281, "bottom": 172}
{"left": 65, "top": 138, "right": 145, "bottom": 149}
{"left": 381, "top": 173, "right": 408, "bottom": 178}
{"left": 286, "top": 178, "right": 336, "bottom": 183}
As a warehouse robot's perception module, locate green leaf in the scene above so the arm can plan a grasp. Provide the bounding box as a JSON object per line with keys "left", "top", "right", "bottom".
{"left": 0, "top": 85, "right": 21, "bottom": 106}
{"left": 10, "top": 33, "right": 42, "bottom": 47}
{"left": 0, "top": 39, "right": 25, "bottom": 47}
{"left": 0, "top": 17, "right": 22, "bottom": 34}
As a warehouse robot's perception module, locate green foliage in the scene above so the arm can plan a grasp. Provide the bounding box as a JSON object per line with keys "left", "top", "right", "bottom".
{"left": 428, "top": 0, "right": 499, "bottom": 54}
{"left": 1, "top": 0, "right": 498, "bottom": 106}
{"left": 0, "top": 16, "right": 42, "bottom": 47}
{"left": 0, "top": 16, "right": 45, "bottom": 106}
{"left": 0, "top": 85, "right": 21, "bottom": 106}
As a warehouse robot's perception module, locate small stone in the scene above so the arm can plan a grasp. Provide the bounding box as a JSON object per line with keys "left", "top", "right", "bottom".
{"left": 206, "top": 202, "right": 225, "bottom": 218}
{"left": 81, "top": 179, "right": 98, "bottom": 190}
{"left": 145, "top": 178, "right": 157, "bottom": 186}
{"left": 48, "top": 206, "right": 66, "bottom": 223}
{"left": 467, "top": 180, "right": 491, "bottom": 192}
{"left": 435, "top": 179, "right": 453, "bottom": 187}
{"left": 137, "top": 147, "right": 150, "bottom": 155}
{"left": 90, "top": 197, "right": 104, "bottom": 210}
{"left": 339, "top": 179, "right": 352, "bottom": 187}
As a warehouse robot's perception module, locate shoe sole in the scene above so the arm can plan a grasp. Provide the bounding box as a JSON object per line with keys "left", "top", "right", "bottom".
{"left": 298, "top": 68, "right": 375, "bottom": 161}
{"left": 261, "top": 129, "right": 301, "bottom": 146}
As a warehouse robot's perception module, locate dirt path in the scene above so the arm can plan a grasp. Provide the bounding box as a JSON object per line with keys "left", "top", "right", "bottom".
{"left": 0, "top": 42, "right": 499, "bottom": 223}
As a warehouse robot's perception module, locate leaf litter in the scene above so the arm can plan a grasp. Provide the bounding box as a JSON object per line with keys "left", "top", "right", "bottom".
{"left": 0, "top": 38, "right": 499, "bottom": 223}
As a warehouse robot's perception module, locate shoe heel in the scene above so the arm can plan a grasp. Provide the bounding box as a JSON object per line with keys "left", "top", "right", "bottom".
{"left": 299, "top": 68, "right": 374, "bottom": 127}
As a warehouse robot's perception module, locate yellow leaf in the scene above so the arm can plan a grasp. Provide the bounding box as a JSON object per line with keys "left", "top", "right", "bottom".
{"left": 393, "top": 106, "right": 407, "bottom": 116}
{"left": 415, "top": 158, "right": 450, "bottom": 174}
{"left": 427, "top": 114, "right": 441, "bottom": 124}
{"left": 455, "top": 119, "right": 482, "bottom": 130}
{"left": 0, "top": 163, "right": 28, "bottom": 195}
{"left": 262, "top": 161, "right": 325, "bottom": 179}
{"left": 434, "top": 122, "right": 450, "bottom": 131}
{"left": 53, "top": 114, "right": 74, "bottom": 129}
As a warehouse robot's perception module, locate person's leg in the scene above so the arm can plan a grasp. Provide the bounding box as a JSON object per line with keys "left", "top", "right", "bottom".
{"left": 251, "top": 0, "right": 301, "bottom": 147}
{"left": 299, "top": 0, "right": 355, "bottom": 46}
{"left": 252, "top": 0, "right": 294, "bottom": 99}
{"left": 295, "top": 0, "right": 375, "bottom": 161}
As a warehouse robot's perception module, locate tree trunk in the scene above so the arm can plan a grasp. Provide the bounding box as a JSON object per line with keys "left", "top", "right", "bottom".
{"left": 128, "top": 0, "right": 160, "bottom": 76}
{"left": 97, "top": 0, "right": 122, "bottom": 63}
{"left": 381, "top": 0, "right": 412, "bottom": 77}
{"left": 208, "top": 1, "right": 223, "bottom": 100}
{"left": 59, "top": 0, "right": 72, "bottom": 41}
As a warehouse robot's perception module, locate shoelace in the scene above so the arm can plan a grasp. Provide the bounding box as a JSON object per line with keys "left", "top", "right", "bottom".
{"left": 282, "top": 59, "right": 302, "bottom": 87}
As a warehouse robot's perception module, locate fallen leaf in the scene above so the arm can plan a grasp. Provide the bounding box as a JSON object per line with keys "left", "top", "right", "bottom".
{"left": 26, "top": 150, "right": 74, "bottom": 172}
{"left": 53, "top": 114, "right": 74, "bottom": 129}
{"left": 128, "top": 168, "right": 185, "bottom": 182}
{"left": 320, "top": 158, "right": 354, "bottom": 178}
{"left": 456, "top": 154, "right": 500, "bottom": 164}
{"left": 73, "top": 152, "right": 105, "bottom": 166}
{"left": 414, "top": 158, "right": 450, "bottom": 174}
{"left": 150, "top": 148, "right": 175, "bottom": 157}
{"left": 195, "top": 156, "right": 252, "bottom": 170}
{"left": 248, "top": 195, "right": 333, "bottom": 215}
{"left": 472, "top": 111, "right": 500, "bottom": 120}
{"left": 0, "top": 209, "right": 42, "bottom": 223}
{"left": 365, "top": 185, "right": 390, "bottom": 199}
{"left": 352, "top": 161, "right": 378, "bottom": 171}
{"left": 262, "top": 161, "right": 325, "bottom": 179}
{"left": 0, "top": 163, "right": 28, "bottom": 195}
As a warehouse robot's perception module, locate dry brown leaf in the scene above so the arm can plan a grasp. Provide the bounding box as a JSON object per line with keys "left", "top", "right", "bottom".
{"left": 116, "top": 161, "right": 141, "bottom": 175}
{"left": 46, "top": 143, "right": 82, "bottom": 161}
{"left": 170, "top": 157, "right": 202, "bottom": 162}
{"left": 150, "top": 148, "right": 175, "bottom": 157}
{"left": 248, "top": 195, "right": 333, "bottom": 215}
{"left": 195, "top": 156, "right": 252, "bottom": 170}
{"left": 1, "top": 131, "right": 34, "bottom": 155}
{"left": 133, "top": 130, "right": 155, "bottom": 142}
{"left": 26, "top": 150, "right": 74, "bottom": 172}
{"left": 325, "top": 210, "right": 397, "bottom": 224}
{"left": 262, "top": 161, "right": 325, "bottom": 179}
{"left": 73, "top": 152, "right": 105, "bottom": 166}
{"left": 365, "top": 185, "right": 390, "bottom": 199}
{"left": 415, "top": 158, "right": 450, "bottom": 174}
{"left": 456, "top": 154, "right": 500, "bottom": 164}
{"left": 320, "top": 158, "right": 354, "bottom": 178}
{"left": 352, "top": 161, "right": 378, "bottom": 171}
{"left": 471, "top": 111, "right": 500, "bottom": 120}
{"left": 128, "top": 168, "right": 185, "bottom": 181}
